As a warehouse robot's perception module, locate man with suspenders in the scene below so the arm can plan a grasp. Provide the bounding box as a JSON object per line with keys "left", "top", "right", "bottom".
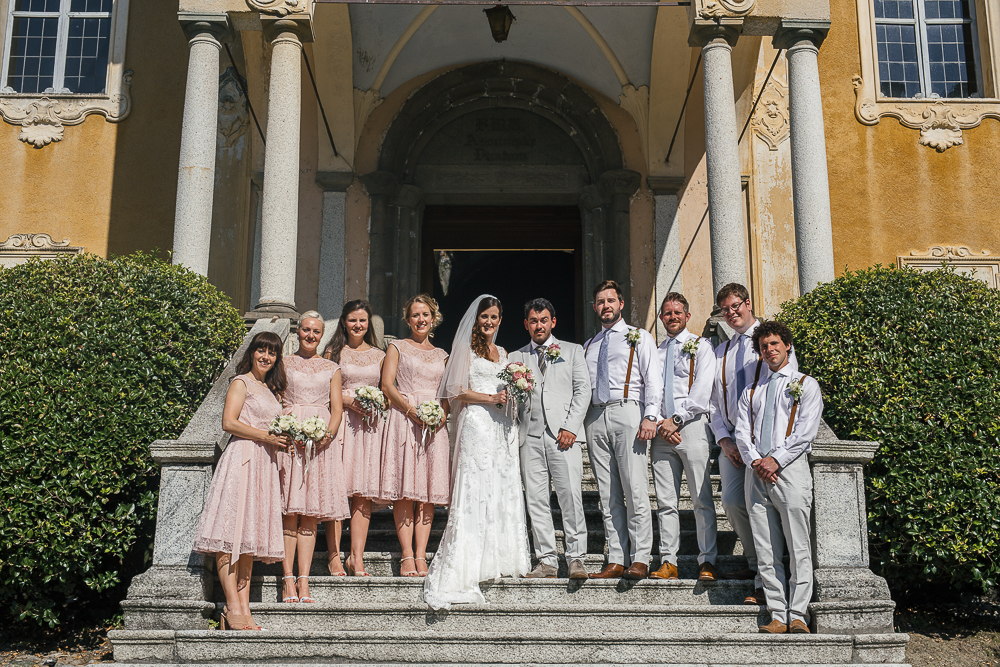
{"left": 735, "top": 320, "right": 822, "bottom": 634}
{"left": 648, "top": 292, "right": 719, "bottom": 581}
{"left": 583, "top": 280, "right": 662, "bottom": 580}
{"left": 708, "top": 283, "right": 797, "bottom": 603}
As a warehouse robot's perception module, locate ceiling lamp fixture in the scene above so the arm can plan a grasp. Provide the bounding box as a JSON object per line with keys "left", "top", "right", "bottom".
{"left": 483, "top": 4, "right": 515, "bottom": 43}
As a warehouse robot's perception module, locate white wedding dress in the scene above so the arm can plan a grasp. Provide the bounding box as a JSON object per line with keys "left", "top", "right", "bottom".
{"left": 423, "top": 348, "right": 532, "bottom": 610}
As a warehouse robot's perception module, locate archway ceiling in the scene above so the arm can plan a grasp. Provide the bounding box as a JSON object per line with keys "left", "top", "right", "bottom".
{"left": 349, "top": 5, "right": 656, "bottom": 101}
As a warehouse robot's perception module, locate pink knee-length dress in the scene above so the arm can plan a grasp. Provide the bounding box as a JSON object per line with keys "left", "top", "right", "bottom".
{"left": 277, "top": 355, "right": 350, "bottom": 521}
{"left": 339, "top": 346, "right": 387, "bottom": 498}
{"left": 380, "top": 339, "right": 451, "bottom": 505}
{"left": 193, "top": 374, "right": 285, "bottom": 563}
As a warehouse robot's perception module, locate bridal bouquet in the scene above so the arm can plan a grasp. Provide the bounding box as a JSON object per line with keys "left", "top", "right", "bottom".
{"left": 354, "top": 385, "right": 388, "bottom": 427}
{"left": 498, "top": 362, "right": 535, "bottom": 405}
{"left": 296, "top": 416, "right": 330, "bottom": 475}
{"left": 269, "top": 414, "right": 301, "bottom": 450}
{"left": 416, "top": 400, "right": 446, "bottom": 446}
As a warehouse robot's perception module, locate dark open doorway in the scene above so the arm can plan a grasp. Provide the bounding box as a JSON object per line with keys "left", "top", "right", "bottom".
{"left": 421, "top": 206, "right": 583, "bottom": 353}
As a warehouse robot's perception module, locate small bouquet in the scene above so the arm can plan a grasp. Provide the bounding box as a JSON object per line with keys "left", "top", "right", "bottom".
{"left": 787, "top": 378, "right": 805, "bottom": 402}
{"left": 296, "top": 416, "right": 330, "bottom": 475}
{"left": 498, "top": 362, "right": 535, "bottom": 406}
{"left": 682, "top": 339, "right": 700, "bottom": 356}
{"left": 625, "top": 328, "right": 642, "bottom": 348}
{"left": 269, "top": 414, "right": 301, "bottom": 450}
{"left": 544, "top": 344, "right": 561, "bottom": 362}
{"left": 354, "top": 385, "right": 388, "bottom": 427}
{"left": 415, "top": 400, "right": 446, "bottom": 446}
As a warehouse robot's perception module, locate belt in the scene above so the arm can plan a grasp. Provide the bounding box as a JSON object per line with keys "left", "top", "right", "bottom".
{"left": 591, "top": 398, "right": 640, "bottom": 409}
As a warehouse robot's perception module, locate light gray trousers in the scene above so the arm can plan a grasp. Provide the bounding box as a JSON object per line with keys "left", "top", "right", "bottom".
{"left": 746, "top": 454, "right": 814, "bottom": 624}
{"left": 719, "top": 440, "right": 762, "bottom": 588}
{"left": 650, "top": 412, "right": 718, "bottom": 565}
{"left": 520, "top": 430, "right": 588, "bottom": 565}
{"left": 584, "top": 400, "right": 652, "bottom": 567}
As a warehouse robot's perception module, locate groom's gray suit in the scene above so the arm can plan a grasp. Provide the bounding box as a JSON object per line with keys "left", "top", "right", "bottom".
{"left": 510, "top": 337, "right": 591, "bottom": 568}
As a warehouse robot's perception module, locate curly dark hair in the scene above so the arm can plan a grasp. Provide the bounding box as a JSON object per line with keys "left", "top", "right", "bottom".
{"left": 325, "top": 299, "right": 378, "bottom": 363}
{"left": 470, "top": 296, "right": 503, "bottom": 360}
{"left": 235, "top": 331, "right": 287, "bottom": 396}
{"left": 751, "top": 320, "right": 793, "bottom": 355}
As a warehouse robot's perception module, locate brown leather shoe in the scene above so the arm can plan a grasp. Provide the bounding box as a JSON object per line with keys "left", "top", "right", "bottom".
{"left": 697, "top": 562, "right": 719, "bottom": 581}
{"left": 721, "top": 567, "right": 756, "bottom": 580}
{"left": 622, "top": 562, "right": 648, "bottom": 580}
{"left": 590, "top": 563, "right": 625, "bottom": 579}
{"left": 744, "top": 587, "right": 765, "bottom": 605}
{"left": 648, "top": 562, "right": 679, "bottom": 580}
{"left": 758, "top": 619, "right": 788, "bottom": 634}
{"left": 789, "top": 619, "right": 810, "bottom": 634}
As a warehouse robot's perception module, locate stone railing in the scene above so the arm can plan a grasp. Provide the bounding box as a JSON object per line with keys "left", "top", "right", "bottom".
{"left": 121, "top": 318, "right": 290, "bottom": 630}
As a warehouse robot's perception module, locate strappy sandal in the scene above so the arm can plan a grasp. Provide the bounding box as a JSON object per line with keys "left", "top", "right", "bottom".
{"left": 327, "top": 552, "right": 347, "bottom": 577}
{"left": 296, "top": 575, "right": 316, "bottom": 603}
{"left": 347, "top": 555, "right": 372, "bottom": 577}
{"left": 281, "top": 575, "right": 299, "bottom": 603}
{"left": 415, "top": 556, "right": 429, "bottom": 577}
{"left": 399, "top": 555, "right": 419, "bottom": 578}
{"left": 220, "top": 606, "right": 255, "bottom": 631}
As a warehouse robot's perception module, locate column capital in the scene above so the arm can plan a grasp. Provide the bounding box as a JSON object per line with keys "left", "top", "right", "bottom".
{"left": 599, "top": 169, "right": 642, "bottom": 198}
{"left": 688, "top": 20, "right": 742, "bottom": 48}
{"left": 773, "top": 19, "right": 831, "bottom": 51}
{"left": 261, "top": 16, "right": 314, "bottom": 43}
{"left": 360, "top": 171, "right": 400, "bottom": 197}
{"left": 177, "top": 13, "right": 229, "bottom": 42}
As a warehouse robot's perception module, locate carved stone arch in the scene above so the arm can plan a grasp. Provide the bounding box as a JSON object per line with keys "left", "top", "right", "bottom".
{"left": 368, "top": 60, "right": 638, "bottom": 337}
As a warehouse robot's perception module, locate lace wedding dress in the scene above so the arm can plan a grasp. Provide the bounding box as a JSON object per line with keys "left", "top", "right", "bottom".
{"left": 423, "top": 348, "right": 531, "bottom": 609}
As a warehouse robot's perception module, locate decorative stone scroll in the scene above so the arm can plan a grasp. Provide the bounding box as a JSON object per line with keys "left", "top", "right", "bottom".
{"left": 695, "top": 0, "right": 754, "bottom": 18}
{"left": 751, "top": 76, "right": 789, "bottom": 150}
{"left": 898, "top": 245, "right": 998, "bottom": 288}
{"left": 0, "top": 233, "right": 83, "bottom": 268}
{"left": 246, "top": 0, "right": 307, "bottom": 16}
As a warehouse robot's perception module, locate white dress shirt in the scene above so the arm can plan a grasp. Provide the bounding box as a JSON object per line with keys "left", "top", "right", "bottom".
{"left": 656, "top": 328, "right": 716, "bottom": 422}
{"left": 709, "top": 320, "right": 798, "bottom": 442}
{"left": 529, "top": 334, "right": 557, "bottom": 354}
{"left": 584, "top": 319, "right": 662, "bottom": 419}
{"left": 734, "top": 364, "right": 823, "bottom": 468}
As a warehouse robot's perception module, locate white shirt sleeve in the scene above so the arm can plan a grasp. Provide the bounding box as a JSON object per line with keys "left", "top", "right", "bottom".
{"left": 637, "top": 329, "right": 663, "bottom": 419}
{"left": 734, "top": 384, "right": 759, "bottom": 465}
{"left": 772, "top": 375, "right": 823, "bottom": 468}
{"left": 675, "top": 338, "right": 716, "bottom": 422}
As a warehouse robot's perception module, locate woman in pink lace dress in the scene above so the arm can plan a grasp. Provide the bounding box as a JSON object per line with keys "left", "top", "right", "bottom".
{"left": 324, "top": 299, "right": 385, "bottom": 577}
{"left": 380, "top": 294, "right": 450, "bottom": 577}
{"left": 278, "top": 311, "right": 347, "bottom": 604}
{"left": 194, "top": 331, "right": 292, "bottom": 631}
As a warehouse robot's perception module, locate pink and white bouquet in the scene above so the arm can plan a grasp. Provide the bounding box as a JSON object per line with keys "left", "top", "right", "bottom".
{"left": 544, "top": 343, "right": 561, "bottom": 362}
{"left": 354, "top": 384, "right": 388, "bottom": 427}
{"left": 497, "top": 361, "right": 535, "bottom": 406}
{"left": 296, "top": 415, "right": 330, "bottom": 475}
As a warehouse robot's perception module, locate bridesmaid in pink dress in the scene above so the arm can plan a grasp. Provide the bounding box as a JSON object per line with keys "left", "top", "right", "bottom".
{"left": 278, "top": 311, "right": 347, "bottom": 604}
{"left": 380, "top": 294, "right": 450, "bottom": 577}
{"left": 194, "top": 331, "right": 292, "bottom": 631}
{"left": 324, "top": 299, "right": 385, "bottom": 577}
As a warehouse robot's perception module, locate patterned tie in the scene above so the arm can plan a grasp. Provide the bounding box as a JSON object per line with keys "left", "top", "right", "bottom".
{"left": 662, "top": 338, "right": 676, "bottom": 419}
{"left": 596, "top": 333, "right": 611, "bottom": 403}
{"left": 536, "top": 345, "right": 548, "bottom": 374}
{"left": 735, "top": 335, "right": 747, "bottom": 399}
{"left": 759, "top": 376, "right": 779, "bottom": 456}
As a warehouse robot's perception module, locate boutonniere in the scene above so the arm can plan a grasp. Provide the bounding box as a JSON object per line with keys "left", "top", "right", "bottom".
{"left": 788, "top": 379, "right": 805, "bottom": 402}
{"left": 625, "top": 329, "right": 642, "bottom": 348}
{"left": 545, "top": 344, "right": 561, "bottom": 362}
{"left": 681, "top": 339, "right": 699, "bottom": 356}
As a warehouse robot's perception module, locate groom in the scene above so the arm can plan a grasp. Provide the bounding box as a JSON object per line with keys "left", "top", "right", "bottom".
{"left": 510, "top": 298, "right": 592, "bottom": 580}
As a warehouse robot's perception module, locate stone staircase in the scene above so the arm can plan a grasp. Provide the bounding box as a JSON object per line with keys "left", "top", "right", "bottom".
{"left": 109, "top": 319, "right": 909, "bottom": 665}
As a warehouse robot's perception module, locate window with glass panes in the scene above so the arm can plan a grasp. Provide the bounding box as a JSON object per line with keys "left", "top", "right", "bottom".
{"left": 2, "top": 0, "right": 112, "bottom": 95}
{"left": 874, "top": 0, "right": 981, "bottom": 98}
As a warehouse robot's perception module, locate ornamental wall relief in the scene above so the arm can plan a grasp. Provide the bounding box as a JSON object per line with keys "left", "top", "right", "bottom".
{"left": 246, "top": 0, "right": 308, "bottom": 16}
{"left": 0, "top": 234, "right": 84, "bottom": 268}
{"left": 898, "top": 245, "right": 998, "bottom": 288}
{"left": 217, "top": 68, "right": 249, "bottom": 150}
{"left": 694, "top": 0, "right": 754, "bottom": 19}
{"left": 751, "top": 76, "right": 789, "bottom": 150}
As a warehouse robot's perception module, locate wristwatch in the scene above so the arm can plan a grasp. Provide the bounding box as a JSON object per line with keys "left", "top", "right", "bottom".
{"left": 671, "top": 415, "right": 683, "bottom": 427}
{"left": 644, "top": 415, "right": 657, "bottom": 422}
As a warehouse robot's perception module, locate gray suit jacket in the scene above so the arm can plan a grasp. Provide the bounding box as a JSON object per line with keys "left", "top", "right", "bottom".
{"left": 509, "top": 337, "right": 592, "bottom": 444}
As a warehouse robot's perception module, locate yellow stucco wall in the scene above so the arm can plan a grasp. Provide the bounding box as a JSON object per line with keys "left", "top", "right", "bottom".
{"left": 821, "top": 0, "right": 1000, "bottom": 269}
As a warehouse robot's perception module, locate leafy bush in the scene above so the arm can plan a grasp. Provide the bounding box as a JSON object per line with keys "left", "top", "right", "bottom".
{"left": 0, "top": 252, "right": 245, "bottom": 627}
{"left": 778, "top": 265, "right": 1000, "bottom": 596}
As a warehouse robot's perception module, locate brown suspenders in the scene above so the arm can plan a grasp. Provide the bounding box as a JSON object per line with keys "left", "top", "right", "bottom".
{"left": 687, "top": 337, "right": 702, "bottom": 391}
{"left": 786, "top": 374, "right": 809, "bottom": 437}
{"left": 585, "top": 329, "right": 637, "bottom": 401}
{"left": 747, "top": 359, "right": 765, "bottom": 446}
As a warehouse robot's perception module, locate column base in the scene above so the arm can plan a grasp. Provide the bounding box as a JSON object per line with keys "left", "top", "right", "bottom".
{"left": 245, "top": 302, "right": 300, "bottom": 323}
{"left": 126, "top": 564, "right": 213, "bottom": 601}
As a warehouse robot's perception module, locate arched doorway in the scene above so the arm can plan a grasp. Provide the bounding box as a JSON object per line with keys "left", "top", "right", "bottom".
{"left": 363, "top": 60, "right": 639, "bottom": 343}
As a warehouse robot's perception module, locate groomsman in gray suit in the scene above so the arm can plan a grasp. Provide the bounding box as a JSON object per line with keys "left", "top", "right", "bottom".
{"left": 583, "top": 280, "right": 662, "bottom": 580}
{"left": 510, "top": 298, "right": 592, "bottom": 580}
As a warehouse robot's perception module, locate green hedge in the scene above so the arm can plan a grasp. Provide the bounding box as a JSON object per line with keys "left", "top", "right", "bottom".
{"left": 0, "top": 252, "right": 245, "bottom": 627}
{"left": 778, "top": 265, "right": 1000, "bottom": 596}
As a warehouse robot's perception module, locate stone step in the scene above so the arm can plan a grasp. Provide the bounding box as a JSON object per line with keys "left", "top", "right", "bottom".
{"left": 252, "top": 553, "right": 756, "bottom": 579}
{"left": 108, "top": 629, "right": 908, "bottom": 665}
{"left": 232, "top": 574, "right": 758, "bottom": 605}
{"left": 113, "top": 664, "right": 911, "bottom": 667}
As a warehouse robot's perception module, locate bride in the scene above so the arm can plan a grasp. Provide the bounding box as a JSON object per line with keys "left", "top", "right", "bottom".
{"left": 423, "top": 295, "right": 531, "bottom": 609}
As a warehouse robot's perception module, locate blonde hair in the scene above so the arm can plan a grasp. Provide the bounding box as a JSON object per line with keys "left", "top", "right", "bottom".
{"left": 299, "top": 310, "right": 325, "bottom": 332}
{"left": 402, "top": 294, "right": 443, "bottom": 336}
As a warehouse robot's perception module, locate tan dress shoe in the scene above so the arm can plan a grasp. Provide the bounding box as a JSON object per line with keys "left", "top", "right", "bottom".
{"left": 648, "top": 562, "right": 679, "bottom": 580}
{"left": 759, "top": 619, "right": 788, "bottom": 633}
{"left": 697, "top": 562, "right": 719, "bottom": 581}
{"left": 590, "top": 563, "right": 625, "bottom": 579}
{"left": 789, "top": 619, "right": 811, "bottom": 634}
{"left": 523, "top": 563, "right": 558, "bottom": 578}
{"left": 622, "top": 562, "right": 649, "bottom": 580}
{"left": 744, "top": 587, "right": 765, "bottom": 605}
{"left": 568, "top": 559, "right": 590, "bottom": 580}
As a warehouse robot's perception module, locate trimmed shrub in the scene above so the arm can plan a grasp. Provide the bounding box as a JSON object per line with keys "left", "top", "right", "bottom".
{"left": 777, "top": 265, "right": 1000, "bottom": 596}
{"left": 0, "top": 252, "right": 245, "bottom": 627}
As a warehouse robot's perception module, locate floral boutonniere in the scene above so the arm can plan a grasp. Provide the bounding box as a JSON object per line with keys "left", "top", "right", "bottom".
{"left": 787, "top": 378, "right": 805, "bottom": 402}
{"left": 544, "top": 344, "right": 561, "bottom": 362}
{"left": 681, "top": 339, "right": 699, "bottom": 356}
{"left": 625, "top": 328, "right": 642, "bottom": 348}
